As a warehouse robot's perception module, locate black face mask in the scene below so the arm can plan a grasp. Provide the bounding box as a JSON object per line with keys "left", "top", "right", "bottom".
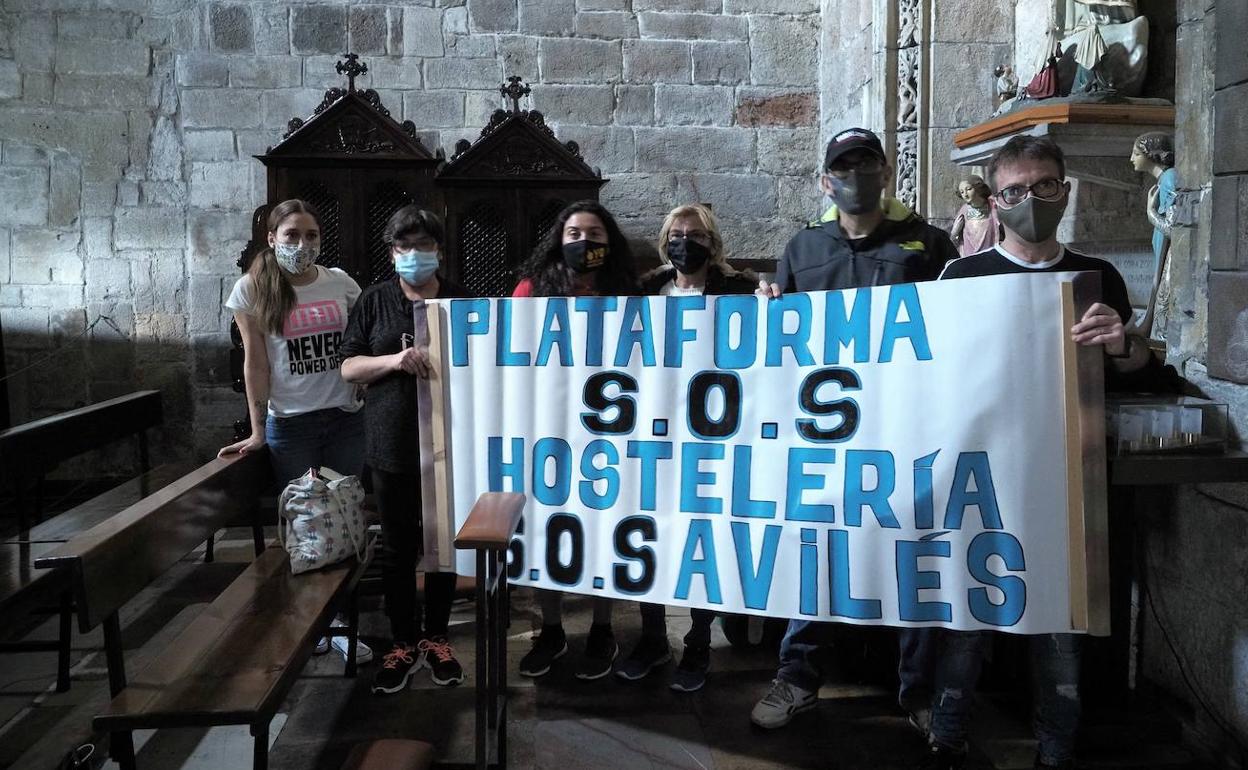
{"left": 666, "top": 239, "right": 712, "bottom": 274}
{"left": 829, "top": 171, "right": 886, "bottom": 215}
{"left": 562, "top": 239, "right": 609, "bottom": 274}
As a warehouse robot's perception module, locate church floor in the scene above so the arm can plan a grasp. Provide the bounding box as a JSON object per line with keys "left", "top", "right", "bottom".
{"left": 0, "top": 531, "right": 1213, "bottom": 770}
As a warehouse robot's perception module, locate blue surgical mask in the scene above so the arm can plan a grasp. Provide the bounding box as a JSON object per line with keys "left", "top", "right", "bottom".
{"left": 394, "top": 249, "right": 439, "bottom": 286}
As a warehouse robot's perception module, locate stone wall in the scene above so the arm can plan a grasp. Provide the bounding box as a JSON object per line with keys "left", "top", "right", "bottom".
{"left": 1138, "top": 0, "right": 1248, "bottom": 763}
{"left": 0, "top": 0, "right": 824, "bottom": 458}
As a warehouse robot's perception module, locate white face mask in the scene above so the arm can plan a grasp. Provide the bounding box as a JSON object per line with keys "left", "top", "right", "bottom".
{"left": 273, "top": 242, "right": 319, "bottom": 274}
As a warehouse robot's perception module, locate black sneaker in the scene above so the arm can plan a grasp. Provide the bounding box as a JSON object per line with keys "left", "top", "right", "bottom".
{"left": 518, "top": 625, "right": 568, "bottom": 678}
{"left": 615, "top": 635, "right": 671, "bottom": 681}
{"left": 1034, "top": 757, "right": 1075, "bottom": 770}
{"left": 371, "top": 643, "right": 418, "bottom": 695}
{"left": 669, "top": 643, "right": 710, "bottom": 692}
{"left": 418, "top": 636, "right": 465, "bottom": 686}
{"left": 574, "top": 625, "right": 618, "bottom": 680}
{"left": 918, "top": 742, "right": 967, "bottom": 770}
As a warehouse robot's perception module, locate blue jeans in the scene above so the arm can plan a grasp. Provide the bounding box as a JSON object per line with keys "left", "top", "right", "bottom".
{"left": 776, "top": 619, "right": 838, "bottom": 692}
{"left": 1032, "top": 633, "right": 1082, "bottom": 765}
{"left": 265, "top": 407, "right": 365, "bottom": 486}
{"left": 928, "top": 632, "right": 1081, "bottom": 762}
{"left": 897, "top": 627, "right": 939, "bottom": 713}
{"left": 926, "top": 630, "right": 989, "bottom": 750}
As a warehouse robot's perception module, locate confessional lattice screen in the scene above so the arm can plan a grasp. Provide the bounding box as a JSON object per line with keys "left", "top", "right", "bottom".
{"left": 459, "top": 200, "right": 511, "bottom": 297}
{"left": 366, "top": 181, "right": 415, "bottom": 285}
{"left": 298, "top": 180, "right": 342, "bottom": 271}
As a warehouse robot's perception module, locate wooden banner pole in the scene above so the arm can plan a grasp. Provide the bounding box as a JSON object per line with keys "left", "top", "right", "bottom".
{"left": 1060, "top": 275, "right": 1112, "bottom": 636}
{"left": 425, "top": 301, "right": 457, "bottom": 572}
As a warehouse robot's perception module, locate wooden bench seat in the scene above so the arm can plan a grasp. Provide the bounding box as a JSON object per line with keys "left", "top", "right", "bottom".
{"left": 0, "top": 463, "right": 191, "bottom": 692}
{"left": 95, "top": 544, "right": 371, "bottom": 764}
{"left": 35, "top": 452, "right": 274, "bottom": 767}
{"left": 341, "top": 739, "right": 434, "bottom": 770}
{"left": 0, "top": 390, "right": 162, "bottom": 530}
{"left": 3, "top": 463, "right": 190, "bottom": 545}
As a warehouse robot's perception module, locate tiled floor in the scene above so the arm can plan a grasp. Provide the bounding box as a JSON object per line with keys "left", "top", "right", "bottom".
{"left": 0, "top": 535, "right": 1212, "bottom": 770}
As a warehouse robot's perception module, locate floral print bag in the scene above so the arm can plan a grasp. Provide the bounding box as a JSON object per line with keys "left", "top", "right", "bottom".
{"left": 277, "top": 467, "right": 368, "bottom": 574}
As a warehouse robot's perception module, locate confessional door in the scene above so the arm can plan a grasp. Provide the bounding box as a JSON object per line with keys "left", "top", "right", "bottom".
{"left": 273, "top": 166, "right": 441, "bottom": 288}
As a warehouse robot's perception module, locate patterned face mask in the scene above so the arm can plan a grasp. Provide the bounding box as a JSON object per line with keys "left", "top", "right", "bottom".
{"left": 274, "top": 242, "right": 319, "bottom": 274}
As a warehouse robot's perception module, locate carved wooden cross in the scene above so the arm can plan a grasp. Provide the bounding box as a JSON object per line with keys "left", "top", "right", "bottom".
{"left": 336, "top": 53, "right": 367, "bottom": 92}
{"left": 501, "top": 76, "right": 531, "bottom": 114}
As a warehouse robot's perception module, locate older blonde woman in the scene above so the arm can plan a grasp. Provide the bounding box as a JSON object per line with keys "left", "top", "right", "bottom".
{"left": 639, "top": 203, "right": 758, "bottom": 296}
{"left": 617, "top": 203, "right": 756, "bottom": 692}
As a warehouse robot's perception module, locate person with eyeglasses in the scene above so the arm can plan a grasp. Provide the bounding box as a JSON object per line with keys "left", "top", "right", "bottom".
{"left": 610, "top": 204, "right": 758, "bottom": 692}
{"left": 752, "top": 128, "right": 959, "bottom": 731}
{"left": 920, "top": 136, "right": 1150, "bottom": 770}
{"left": 340, "top": 206, "right": 470, "bottom": 695}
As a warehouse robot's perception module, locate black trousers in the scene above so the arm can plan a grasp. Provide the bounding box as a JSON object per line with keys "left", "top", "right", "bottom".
{"left": 371, "top": 467, "right": 457, "bottom": 644}
{"left": 639, "top": 602, "right": 716, "bottom": 649}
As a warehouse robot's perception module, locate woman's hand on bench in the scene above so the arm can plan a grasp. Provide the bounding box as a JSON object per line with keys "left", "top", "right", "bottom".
{"left": 218, "top": 435, "right": 266, "bottom": 459}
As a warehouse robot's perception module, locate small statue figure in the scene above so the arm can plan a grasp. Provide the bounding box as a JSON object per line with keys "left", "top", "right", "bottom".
{"left": 949, "top": 176, "right": 998, "bottom": 258}
{"left": 1062, "top": 0, "right": 1149, "bottom": 97}
{"left": 1130, "top": 132, "right": 1176, "bottom": 270}
{"left": 1129, "top": 131, "right": 1175, "bottom": 337}
{"left": 994, "top": 65, "right": 1018, "bottom": 110}
{"left": 1023, "top": 43, "right": 1063, "bottom": 100}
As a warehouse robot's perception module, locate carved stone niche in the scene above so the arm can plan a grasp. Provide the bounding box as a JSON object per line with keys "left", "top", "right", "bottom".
{"left": 250, "top": 53, "right": 444, "bottom": 289}
{"left": 952, "top": 103, "right": 1175, "bottom": 315}
{"left": 435, "top": 76, "right": 607, "bottom": 298}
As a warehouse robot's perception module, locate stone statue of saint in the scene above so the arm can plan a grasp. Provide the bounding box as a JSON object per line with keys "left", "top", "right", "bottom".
{"left": 994, "top": 65, "right": 1019, "bottom": 109}
{"left": 949, "top": 176, "right": 999, "bottom": 258}
{"left": 1129, "top": 131, "right": 1176, "bottom": 337}
{"left": 1061, "top": 0, "right": 1149, "bottom": 97}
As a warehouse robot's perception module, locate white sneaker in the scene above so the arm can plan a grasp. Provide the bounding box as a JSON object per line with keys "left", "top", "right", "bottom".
{"left": 328, "top": 618, "right": 373, "bottom": 664}
{"left": 314, "top": 637, "right": 330, "bottom": 655}
{"left": 750, "top": 679, "right": 817, "bottom": 729}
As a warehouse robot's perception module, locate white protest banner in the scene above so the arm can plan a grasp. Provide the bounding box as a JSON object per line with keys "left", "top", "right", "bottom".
{"left": 426, "top": 272, "right": 1109, "bottom": 635}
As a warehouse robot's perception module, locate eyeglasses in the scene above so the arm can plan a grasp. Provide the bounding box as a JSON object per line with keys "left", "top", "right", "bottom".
{"left": 826, "top": 157, "right": 885, "bottom": 179}
{"left": 994, "top": 178, "right": 1065, "bottom": 207}
{"left": 669, "top": 229, "right": 712, "bottom": 245}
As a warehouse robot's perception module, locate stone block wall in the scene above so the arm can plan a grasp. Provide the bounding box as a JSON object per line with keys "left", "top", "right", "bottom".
{"left": 0, "top": 0, "right": 825, "bottom": 458}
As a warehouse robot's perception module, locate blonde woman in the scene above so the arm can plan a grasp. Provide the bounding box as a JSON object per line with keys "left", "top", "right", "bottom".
{"left": 618, "top": 204, "right": 756, "bottom": 692}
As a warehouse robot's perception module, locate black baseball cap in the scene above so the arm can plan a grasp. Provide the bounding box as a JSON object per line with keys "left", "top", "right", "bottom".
{"left": 824, "top": 127, "right": 886, "bottom": 170}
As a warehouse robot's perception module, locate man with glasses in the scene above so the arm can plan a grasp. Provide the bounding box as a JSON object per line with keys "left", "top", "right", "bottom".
{"left": 919, "top": 135, "right": 1149, "bottom": 770}
{"left": 752, "top": 128, "right": 959, "bottom": 730}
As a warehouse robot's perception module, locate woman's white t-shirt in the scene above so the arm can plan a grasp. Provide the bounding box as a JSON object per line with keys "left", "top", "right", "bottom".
{"left": 226, "top": 266, "right": 362, "bottom": 417}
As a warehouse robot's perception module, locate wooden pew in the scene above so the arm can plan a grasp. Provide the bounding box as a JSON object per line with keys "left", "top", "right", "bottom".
{"left": 0, "top": 390, "right": 163, "bottom": 531}
{"left": 454, "top": 492, "right": 526, "bottom": 770}
{"left": 93, "top": 543, "right": 371, "bottom": 770}
{"left": 0, "top": 463, "right": 190, "bottom": 691}
{"left": 38, "top": 450, "right": 372, "bottom": 770}
{"left": 35, "top": 451, "right": 272, "bottom": 767}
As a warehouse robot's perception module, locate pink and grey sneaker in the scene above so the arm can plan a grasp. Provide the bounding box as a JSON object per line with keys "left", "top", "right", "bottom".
{"left": 418, "top": 636, "right": 465, "bottom": 686}
{"left": 371, "top": 643, "right": 418, "bottom": 695}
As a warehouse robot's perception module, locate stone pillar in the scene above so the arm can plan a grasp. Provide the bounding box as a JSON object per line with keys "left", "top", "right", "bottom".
{"left": 1206, "top": 0, "right": 1248, "bottom": 384}
{"left": 891, "top": 0, "right": 927, "bottom": 212}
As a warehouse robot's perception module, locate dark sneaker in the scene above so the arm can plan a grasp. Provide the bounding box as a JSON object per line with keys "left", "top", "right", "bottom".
{"left": 574, "top": 625, "right": 618, "bottom": 681}
{"left": 371, "top": 644, "right": 417, "bottom": 695}
{"left": 518, "top": 625, "right": 568, "bottom": 678}
{"left": 418, "top": 636, "right": 465, "bottom": 686}
{"left": 749, "top": 679, "right": 816, "bottom": 728}
{"left": 669, "top": 644, "right": 710, "bottom": 692}
{"left": 918, "top": 742, "right": 967, "bottom": 770}
{"left": 616, "top": 635, "right": 672, "bottom": 681}
{"left": 1034, "top": 757, "right": 1075, "bottom": 770}
{"left": 907, "top": 706, "right": 932, "bottom": 737}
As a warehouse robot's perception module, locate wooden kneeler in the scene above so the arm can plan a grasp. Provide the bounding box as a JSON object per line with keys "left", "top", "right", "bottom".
{"left": 453, "top": 492, "right": 525, "bottom": 770}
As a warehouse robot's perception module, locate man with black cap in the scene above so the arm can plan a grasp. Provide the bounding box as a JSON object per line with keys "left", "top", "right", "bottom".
{"left": 759, "top": 127, "right": 958, "bottom": 297}
{"left": 752, "top": 127, "right": 958, "bottom": 730}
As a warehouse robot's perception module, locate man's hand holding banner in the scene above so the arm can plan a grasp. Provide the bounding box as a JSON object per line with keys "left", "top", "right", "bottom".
{"left": 423, "top": 272, "right": 1110, "bottom": 636}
